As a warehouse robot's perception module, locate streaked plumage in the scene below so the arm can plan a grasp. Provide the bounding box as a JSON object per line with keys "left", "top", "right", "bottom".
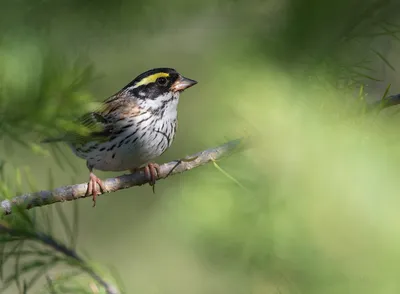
{"left": 43, "top": 68, "right": 197, "bottom": 205}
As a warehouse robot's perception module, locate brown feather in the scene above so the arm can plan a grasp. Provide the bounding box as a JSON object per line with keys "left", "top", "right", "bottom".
{"left": 100, "top": 91, "right": 142, "bottom": 120}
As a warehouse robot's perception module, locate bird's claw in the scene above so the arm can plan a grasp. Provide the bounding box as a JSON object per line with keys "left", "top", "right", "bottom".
{"left": 143, "top": 163, "right": 160, "bottom": 193}
{"left": 86, "top": 172, "right": 107, "bottom": 207}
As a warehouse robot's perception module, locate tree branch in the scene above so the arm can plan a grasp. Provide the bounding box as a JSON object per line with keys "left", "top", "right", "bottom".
{"left": 0, "top": 139, "right": 243, "bottom": 216}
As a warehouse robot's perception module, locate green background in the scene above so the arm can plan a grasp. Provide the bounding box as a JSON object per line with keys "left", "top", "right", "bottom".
{"left": 2, "top": 0, "right": 400, "bottom": 293}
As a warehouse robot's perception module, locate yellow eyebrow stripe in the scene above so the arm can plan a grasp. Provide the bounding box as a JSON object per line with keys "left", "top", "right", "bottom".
{"left": 133, "top": 72, "right": 170, "bottom": 88}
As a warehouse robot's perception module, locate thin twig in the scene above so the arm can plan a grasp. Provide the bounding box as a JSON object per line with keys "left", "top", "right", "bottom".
{"left": 0, "top": 139, "right": 243, "bottom": 216}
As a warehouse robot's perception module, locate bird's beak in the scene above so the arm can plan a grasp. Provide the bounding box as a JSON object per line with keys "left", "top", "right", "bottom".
{"left": 171, "top": 76, "right": 198, "bottom": 93}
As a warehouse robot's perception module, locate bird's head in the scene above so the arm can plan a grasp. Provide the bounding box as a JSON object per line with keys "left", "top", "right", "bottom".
{"left": 124, "top": 68, "right": 197, "bottom": 101}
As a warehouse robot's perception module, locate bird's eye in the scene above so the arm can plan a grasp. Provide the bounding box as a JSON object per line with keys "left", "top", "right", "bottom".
{"left": 156, "top": 77, "right": 168, "bottom": 86}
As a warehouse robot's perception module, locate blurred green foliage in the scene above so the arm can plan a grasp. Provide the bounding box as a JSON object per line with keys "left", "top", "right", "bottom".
{"left": 1, "top": 0, "right": 400, "bottom": 293}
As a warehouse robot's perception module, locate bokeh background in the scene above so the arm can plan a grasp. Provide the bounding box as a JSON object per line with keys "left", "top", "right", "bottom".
{"left": 2, "top": 0, "right": 400, "bottom": 293}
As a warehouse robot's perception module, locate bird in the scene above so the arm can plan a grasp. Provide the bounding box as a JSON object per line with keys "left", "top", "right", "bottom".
{"left": 42, "top": 68, "right": 197, "bottom": 206}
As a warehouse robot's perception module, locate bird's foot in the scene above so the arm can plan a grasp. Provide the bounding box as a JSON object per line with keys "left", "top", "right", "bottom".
{"left": 129, "top": 163, "right": 160, "bottom": 193}
{"left": 86, "top": 172, "right": 107, "bottom": 207}
{"left": 144, "top": 163, "right": 160, "bottom": 190}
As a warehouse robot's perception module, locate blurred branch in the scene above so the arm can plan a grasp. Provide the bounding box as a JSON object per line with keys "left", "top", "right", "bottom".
{"left": 0, "top": 139, "right": 243, "bottom": 216}
{"left": 0, "top": 222, "right": 120, "bottom": 294}
{"left": 365, "top": 93, "right": 400, "bottom": 112}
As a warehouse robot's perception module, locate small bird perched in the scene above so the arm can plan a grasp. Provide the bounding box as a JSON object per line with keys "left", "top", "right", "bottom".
{"left": 43, "top": 68, "right": 197, "bottom": 206}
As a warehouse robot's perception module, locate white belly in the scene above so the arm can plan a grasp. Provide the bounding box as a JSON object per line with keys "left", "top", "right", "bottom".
{"left": 72, "top": 119, "right": 176, "bottom": 172}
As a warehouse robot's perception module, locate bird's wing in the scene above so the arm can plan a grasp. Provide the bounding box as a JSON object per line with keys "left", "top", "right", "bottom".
{"left": 41, "top": 94, "right": 124, "bottom": 145}
{"left": 41, "top": 110, "right": 113, "bottom": 145}
{"left": 41, "top": 91, "right": 140, "bottom": 145}
{"left": 76, "top": 110, "right": 114, "bottom": 142}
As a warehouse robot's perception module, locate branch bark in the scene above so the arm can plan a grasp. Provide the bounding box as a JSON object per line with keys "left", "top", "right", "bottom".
{"left": 0, "top": 139, "right": 243, "bottom": 216}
